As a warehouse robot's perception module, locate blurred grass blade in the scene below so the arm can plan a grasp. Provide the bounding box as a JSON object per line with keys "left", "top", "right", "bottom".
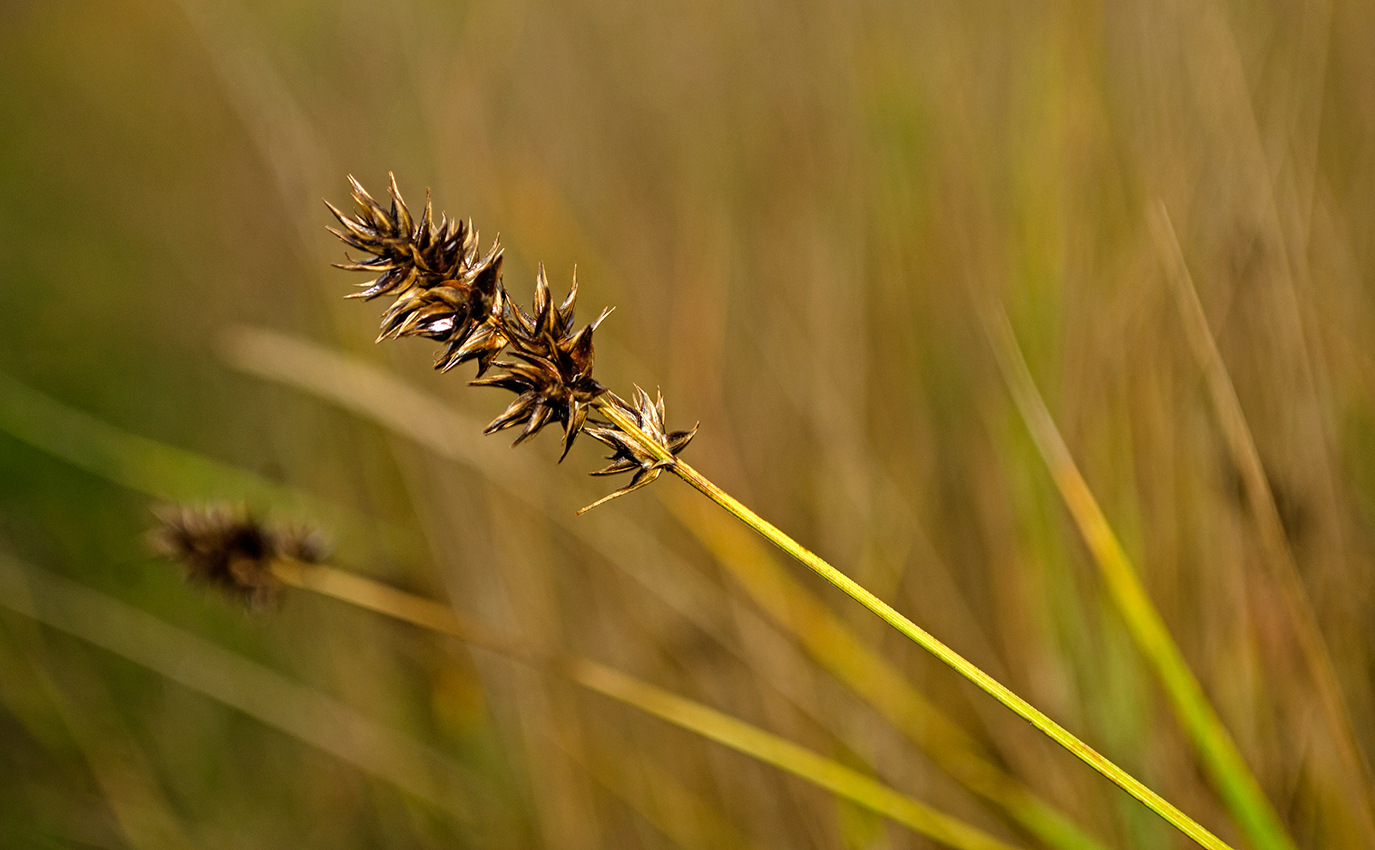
{"left": 0, "top": 371, "right": 393, "bottom": 557}
{"left": 1150, "top": 201, "right": 1375, "bottom": 840}
{"left": 664, "top": 490, "right": 1111, "bottom": 850}
{"left": 573, "top": 660, "right": 1020, "bottom": 850}
{"left": 0, "top": 371, "right": 296, "bottom": 506}
{"left": 221, "top": 326, "right": 504, "bottom": 475}
{"left": 0, "top": 553, "right": 483, "bottom": 822}
{"left": 981, "top": 300, "right": 1297, "bottom": 850}
{"left": 0, "top": 363, "right": 1028, "bottom": 848}
{"left": 270, "top": 559, "right": 1026, "bottom": 850}
{"left": 0, "top": 328, "right": 881, "bottom": 818}
{"left": 0, "top": 630, "right": 197, "bottom": 850}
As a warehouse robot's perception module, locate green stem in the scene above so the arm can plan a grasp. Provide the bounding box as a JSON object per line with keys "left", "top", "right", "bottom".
{"left": 595, "top": 397, "right": 1235, "bottom": 850}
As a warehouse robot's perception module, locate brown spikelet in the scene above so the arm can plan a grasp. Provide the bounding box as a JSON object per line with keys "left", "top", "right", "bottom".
{"left": 150, "top": 505, "right": 327, "bottom": 607}
{"left": 330, "top": 176, "right": 693, "bottom": 488}
{"left": 472, "top": 265, "right": 612, "bottom": 460}
{"left": 328, "top": 174, "right": 508, "bottom": 376}
{"left": 578, "top": 386, "right": 696, "bottom": 512}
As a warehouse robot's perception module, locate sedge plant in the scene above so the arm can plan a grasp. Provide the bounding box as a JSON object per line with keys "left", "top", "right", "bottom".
{"left": 323, "top": 173, "right": 1247, "bottom": 849}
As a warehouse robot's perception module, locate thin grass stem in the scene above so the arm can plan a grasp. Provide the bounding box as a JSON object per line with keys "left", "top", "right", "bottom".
{"left": 593, "top": 398, "right": 1235, "bottom": 850}
{"left": 665, "top": 491, "right": 1111, "bottom": 850}
{"left": 269, "top": 560, "right": 1026, "bottom": 850}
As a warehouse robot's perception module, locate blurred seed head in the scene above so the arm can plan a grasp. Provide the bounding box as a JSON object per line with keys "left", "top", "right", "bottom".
{"left": 150, "top": 505, "right": 327, "bottom": 607}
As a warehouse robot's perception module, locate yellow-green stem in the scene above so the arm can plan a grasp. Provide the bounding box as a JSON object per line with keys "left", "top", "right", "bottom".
{"left": 595, "top": 397, "right": 1235, "bottom": 850}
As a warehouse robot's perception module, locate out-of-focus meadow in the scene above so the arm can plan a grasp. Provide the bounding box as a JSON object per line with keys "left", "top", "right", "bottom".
{"left": 4, "top": 0, "right": 1375, "bottom": 847}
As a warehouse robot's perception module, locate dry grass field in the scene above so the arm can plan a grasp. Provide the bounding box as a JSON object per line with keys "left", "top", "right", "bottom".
{"left": 3, "top": 1, "right": 1375, "bottom": 848}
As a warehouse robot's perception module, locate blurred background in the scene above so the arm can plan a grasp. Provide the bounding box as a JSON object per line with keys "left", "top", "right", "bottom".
{"left": 3, "top": 0, "right": 1375, "bottom": 847}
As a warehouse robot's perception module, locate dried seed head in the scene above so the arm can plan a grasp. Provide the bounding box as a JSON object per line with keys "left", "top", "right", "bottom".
{"left": 472, "top": 265, "right": 612, "bottom": 459}
{"left": 331, "top": 174, "right": 696, "bottom": 503}
{"left": 150, "top": 505, "right": 326, "bottom": 607}
{"left": 328, "top": 174, "right": 507, "bottom": 375}
{"left": 579, "top": 386, "right": 697, "bottom": 512}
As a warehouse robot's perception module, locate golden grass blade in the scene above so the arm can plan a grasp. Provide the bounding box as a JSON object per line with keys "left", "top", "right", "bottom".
{"left": 981, "top": 300, "right": 1296, "bottom": 850}
{"left": 0, "top": 553, "right": 483, "bottom": 823}
{"left": 590, "top": 398, "right": 1236, "bottom": 849}
{"left": 1150, "top": 201, "right": 1375, "bottom": 841}
{"left": 664, "top": 490, "right": 1111, "bottom": 850}
{"left": 268, "top": 558, "right": 1026, "bottom": 850}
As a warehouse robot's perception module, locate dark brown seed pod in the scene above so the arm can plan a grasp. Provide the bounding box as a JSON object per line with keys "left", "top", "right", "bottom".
{"left": 579, "top": 386, "right": 697, "bottom": 512}
{"left": 500, "top": 262, "right": 583, "bottom": 347}
{"left": 328, "top": 174, "right": 508, "bottom": 375}
{"left": 329, "top": 175, "right": 688, "bottom": 490}
{"left": 150, "top": 505, "right": 327, "bottom": 607}
{"left": 471, "top": 265, "right": 611, "bottom": 460}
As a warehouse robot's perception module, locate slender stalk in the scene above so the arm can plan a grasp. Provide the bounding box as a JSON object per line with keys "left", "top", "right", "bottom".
{"left": 269, "top": 560, "right": 1024, "bottom": 850}
{"left": 595, "top": 398, "right": 1236, "bottom": 850}
{"left": 667, "top": 492, "right": 1111, "bottom": 850}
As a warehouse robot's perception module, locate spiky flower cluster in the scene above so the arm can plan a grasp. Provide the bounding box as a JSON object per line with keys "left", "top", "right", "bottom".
{"left": 472, "top": 265, "right": 612, "bottom": 459}
{"left": 581, "top": 386, "right": 699, "bottom": 511}
{"left": 150, "top": 505, "right": 326, "bottom": 607}
{"left": 330, "top": 175, "right": 695, "bottom": 503}
{"left": 327, "top": 175, "right": 507, "bottom": 374}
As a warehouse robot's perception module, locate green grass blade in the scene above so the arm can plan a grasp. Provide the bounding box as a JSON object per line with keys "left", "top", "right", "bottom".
{"left": 0, "top": 371, "right": 390, "bottom": 551}
{"left": 0, "top": 553, "right": 482, "bottom": 822}
{"left": 983, "top": 302, "right": 1296, "bottom": 850}
{"left": 0, "top": 371, "right": 292, "bottom": 506}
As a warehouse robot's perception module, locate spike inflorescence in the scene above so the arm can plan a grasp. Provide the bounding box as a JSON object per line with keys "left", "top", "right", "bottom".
{"left": 329, "top": 174, "right": 694, "bottom": 504}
